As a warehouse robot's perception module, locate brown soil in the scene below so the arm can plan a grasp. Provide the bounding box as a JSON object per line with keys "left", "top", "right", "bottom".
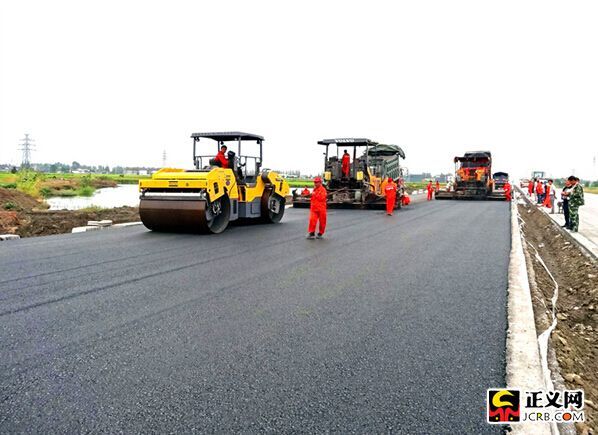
{"left": 41, "top": 178, "right": 117, "bottom": 190}
{"left": 0, "top": 188, "right": 139, "bottom": 238}
{"left": 518, "top": 202, "right": 598, "bottom": 433}
{"left": 0, "top": 187, "right": 48, "bottom": 211}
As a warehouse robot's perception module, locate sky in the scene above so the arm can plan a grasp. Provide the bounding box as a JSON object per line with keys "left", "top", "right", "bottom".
{"left": 1, "top": 0, "right": 597, "bottom": 180}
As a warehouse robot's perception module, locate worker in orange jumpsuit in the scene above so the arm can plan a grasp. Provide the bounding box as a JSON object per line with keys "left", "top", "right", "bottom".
{"left": 214, "top": 145, "right": 229, "bottom": 168}
{"left": 301, "top": 187, "right": 310, "bottom": 196}
{"left": 536, "top": 180, "right": 544, "bottom": 204}
{"left": 426, "top": 181, "right": 433, "bottom": 200}
{"left": 435, "top": 180, "right": 440, "bottom": 193}
{"left": 307, "top": 176, "right": 327, "bottom": 239}
{"left": 528, "top": 179, "right": 534, "bottom": 197}
{"left": 503, "top": 181, "right": 512, "bottom": 201}
{"left": 384, "top": 177, "right": 398, "bottom": 215}
{"left": 341, "top": 149, "right": 351, "bottom": 178}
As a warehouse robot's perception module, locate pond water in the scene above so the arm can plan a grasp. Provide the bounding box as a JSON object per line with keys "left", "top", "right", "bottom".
{"left": 47, "top": 184, "right": 140, "bottom": 210}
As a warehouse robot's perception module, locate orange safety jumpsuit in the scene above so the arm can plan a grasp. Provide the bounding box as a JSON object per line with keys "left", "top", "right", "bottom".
{"left": 504, "top": 182, "right": 512, "bottom": 201}
{"left": 426, "top": 182, "right": 433, "bottom": 200}
{"left": 384, "top": 180, "right": 398, "bottom": 215}
{"left": 308, "top": 185, "right": 327, "bottom": 235}
{"left": 528, "top": 180, "right": 534, "bottom": 196}
{"left": 435, "top": 180, "right": 440, "bottom": 192}
{"left": 341, "top": 153, "right": 350, "bottom": 177}
{"left": 214, "top": 150, "right": 229, "bottom": 168}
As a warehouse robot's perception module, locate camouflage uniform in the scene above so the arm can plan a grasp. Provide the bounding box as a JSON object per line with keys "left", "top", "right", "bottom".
{"left": 568, "top": 183, "right": 585, "bottom": 232}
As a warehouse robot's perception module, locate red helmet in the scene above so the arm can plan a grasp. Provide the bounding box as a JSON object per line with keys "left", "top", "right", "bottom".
{"left": 388, "top": 177, "right": 393, "bottom": 182}
{"left": 314, "top": 176, "right": 323, "bottom": 184}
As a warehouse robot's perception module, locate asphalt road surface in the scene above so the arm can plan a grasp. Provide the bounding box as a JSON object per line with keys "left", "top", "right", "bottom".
{"left": 0, "top": 200, "right": 510, "bottom": 434}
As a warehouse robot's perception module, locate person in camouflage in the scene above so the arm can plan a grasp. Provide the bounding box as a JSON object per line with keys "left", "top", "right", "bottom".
{"left": 566, "top": 176, "right": 585, "bottom": 232}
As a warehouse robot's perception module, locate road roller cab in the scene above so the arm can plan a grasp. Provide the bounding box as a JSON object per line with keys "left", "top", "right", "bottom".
{"left": 139, "top": 132, "right": 289, "bottom": 233}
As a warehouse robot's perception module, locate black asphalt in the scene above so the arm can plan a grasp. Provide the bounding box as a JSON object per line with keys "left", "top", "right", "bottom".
{"left": 0, "top": 200, "right": 510, "bottom": 434}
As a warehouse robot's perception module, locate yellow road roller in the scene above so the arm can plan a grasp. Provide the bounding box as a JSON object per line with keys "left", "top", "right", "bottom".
{"left": 139, "top": 132, "right": 289, "bottom": 233}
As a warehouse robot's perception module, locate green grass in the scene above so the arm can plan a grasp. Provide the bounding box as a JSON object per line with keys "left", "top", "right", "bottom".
{"left": 79, "top": 205, "right": 105, "bottom": 212}
{"left": 77, "top": 186, "right": 95, "bottom": 197}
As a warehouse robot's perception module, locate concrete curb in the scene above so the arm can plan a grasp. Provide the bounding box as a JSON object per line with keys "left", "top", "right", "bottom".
{"left": 72, "top": 222, "right": 143, "bottom": 233}
{"left": 0, "top": 234, "right": 20, "bottom": 241}
{"left": 506, "top": 194, "right": 551, "bottom": 434}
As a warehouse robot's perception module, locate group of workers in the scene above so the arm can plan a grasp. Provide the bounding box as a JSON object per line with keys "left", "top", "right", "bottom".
{"left": 527, "top": 178, "right": 556, "bottom": 210}
{"left": 425, "top": 180, "right": 441, "bottom": 201}
{"left": 527, "top": 176, "right": 585, "bottom": 232}
{"left": 305, "top": 175, "right": 402, "bottom": 239}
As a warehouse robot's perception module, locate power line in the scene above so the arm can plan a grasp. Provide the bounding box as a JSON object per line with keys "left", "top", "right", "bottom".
{"left": 18, "top": 133, "right": 36, "bottom": 168}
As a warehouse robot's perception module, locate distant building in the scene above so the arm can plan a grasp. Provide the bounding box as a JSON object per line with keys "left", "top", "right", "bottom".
{"left": 407, "top": 173, "right": 431, "bottom": 182}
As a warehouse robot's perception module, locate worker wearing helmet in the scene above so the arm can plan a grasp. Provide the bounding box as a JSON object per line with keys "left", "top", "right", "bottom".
{"left": 307, "top": 176, "right": 327, "bottom": 239}
{"left": 504, "top": 180, "right": 512, "bottom": 201}
{"left": 341, "top": 150, "right": 351, "bottom": 178}
{"left": 426, "top": 180, "right": 433, "bottom": 201}
{"left": 214, "top": 145, "right": 229, "bottom": 168}
{"left": 384, "top": 177, "right": 398, "bottom": 216}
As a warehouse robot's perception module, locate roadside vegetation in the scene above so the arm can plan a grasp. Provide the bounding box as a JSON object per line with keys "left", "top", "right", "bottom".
{"left": 0, "top": 171, "right": 144, "bottom": 199}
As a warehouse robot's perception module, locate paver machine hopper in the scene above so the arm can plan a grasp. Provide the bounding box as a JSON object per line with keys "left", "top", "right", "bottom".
{"left": 292, "top": 138, "right": 405, "bottom": 209}
{"left": 435, "top": 151, "right": 505, "bottom": 200}
{"left": 139, "top": 132, "right": 289, "bottom": 233}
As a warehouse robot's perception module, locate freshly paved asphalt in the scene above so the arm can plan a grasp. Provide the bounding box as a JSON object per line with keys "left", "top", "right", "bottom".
{"left": 0, "top": 200, "right": 510, "bottom": 433}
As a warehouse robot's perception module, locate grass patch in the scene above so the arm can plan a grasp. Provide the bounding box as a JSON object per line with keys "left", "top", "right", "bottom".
{"left": 3, "top": 201, "right": 17, "bottom": 210}
{"left": 76, "top": 186, "right": 95, "bottom": 197}
{"left": 79, "top": 205, "right": 105, "bottom": 212}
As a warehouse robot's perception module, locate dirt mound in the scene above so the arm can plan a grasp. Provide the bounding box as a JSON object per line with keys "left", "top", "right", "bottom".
{"left": 518, "top": 202, "right": 597, "bottom": 432}
{"left": 0, "top": 188, "right": 47, "bottom": 211}
{"left": 17, "top": 207, "right": 140, "bottom": 237}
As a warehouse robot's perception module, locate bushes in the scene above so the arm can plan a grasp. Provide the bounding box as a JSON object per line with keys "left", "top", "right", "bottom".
{"left": 15, "top": 170, "right": 44, "bottom": 197}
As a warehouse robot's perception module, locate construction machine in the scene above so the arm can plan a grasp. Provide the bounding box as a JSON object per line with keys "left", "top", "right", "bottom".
{"left": 139, "top": 132, "right": 289, "bottom": 233}
{"left": 292, "top": 138, "right": 405, "bottom": 209}
{"left": 492, "top": 172, "right": 509, "bottom": 190}
{"left": 435, "top": 151, "right": 505, "bottom": 200}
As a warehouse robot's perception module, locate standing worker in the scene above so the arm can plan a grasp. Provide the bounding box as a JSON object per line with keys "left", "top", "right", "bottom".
{"left": 341, "top": 149, "right": 351, "bottom": 179}
{"left": 542, "top": 179, "right": 553, "bottom": 209}
{"left": 426, "top": 180, "right": 433, "bottom": 201}
{"left": 503, "top": 180, "right": 512, "bottom": 201}
{"left": 307, "top": 176, "right": 327, "bottom": 239}
{"left": 561, "top": 179, "right": 573, "bottom": 229}
{"left": 528, "top": 178, "right": 534, "bottom": 197}
{"left": 435, "top": 179, "right": 440, "bottom": 193}
{"left": 565, "top": 176, "right": 585, "bottom": 232}
{"left": 384, "top": 177, "right": 398, "bottom": 216}
{"left": 535, "top": 180, "right": 544, "bottom": 204}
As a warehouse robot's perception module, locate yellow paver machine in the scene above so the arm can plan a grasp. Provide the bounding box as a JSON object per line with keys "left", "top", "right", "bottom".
{"left": 139, "top": 132, "right": 289, "bottom": 233}
{"left": 292, "top": 138, "right": 406, "bottom": 209}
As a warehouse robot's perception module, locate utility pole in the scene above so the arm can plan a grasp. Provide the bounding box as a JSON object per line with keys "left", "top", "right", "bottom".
{"left": 162, "top": 149, "right": 167, "bottom": 167}
{"left": 18, "top": 134, "right": 35, "bottom": 169}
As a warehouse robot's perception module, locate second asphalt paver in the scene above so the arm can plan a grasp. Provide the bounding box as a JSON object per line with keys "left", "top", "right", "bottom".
{"left": 0, "top": 200, "right": 509, "bottom": 433}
